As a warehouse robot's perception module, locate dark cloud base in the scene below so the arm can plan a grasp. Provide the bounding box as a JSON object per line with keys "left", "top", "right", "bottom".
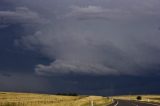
{"left": 0, "top": 74, "right": 160, "bottom": 96}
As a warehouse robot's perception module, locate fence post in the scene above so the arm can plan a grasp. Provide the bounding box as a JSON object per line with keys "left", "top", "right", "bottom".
{"left": 91, "top": 100, "right": 93, "bottom": 106}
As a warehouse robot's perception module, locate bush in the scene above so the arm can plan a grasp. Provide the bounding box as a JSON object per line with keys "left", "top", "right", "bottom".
{"left": 136, "top": 96, "right": 142, "bottom": 100}
{"left": 56, "top": 93, "right": 78, "bottom": 96}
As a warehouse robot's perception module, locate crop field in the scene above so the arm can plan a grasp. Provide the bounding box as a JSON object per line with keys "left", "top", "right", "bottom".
{"left": 0, "top": 92, "right": 112, "bottom": 106}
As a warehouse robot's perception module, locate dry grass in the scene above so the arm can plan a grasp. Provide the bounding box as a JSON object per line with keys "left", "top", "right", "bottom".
{"left": 0, "top": 92, "right": 112, "bottom": 106}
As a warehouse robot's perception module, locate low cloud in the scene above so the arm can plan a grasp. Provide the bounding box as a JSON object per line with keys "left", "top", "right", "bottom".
{"left": 35, "top": 59, "right": 118, "bottom": 76}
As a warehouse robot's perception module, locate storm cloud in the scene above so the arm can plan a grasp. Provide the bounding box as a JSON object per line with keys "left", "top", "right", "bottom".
{"left": 3, "top": 0, "right": 160, "bottom": 76}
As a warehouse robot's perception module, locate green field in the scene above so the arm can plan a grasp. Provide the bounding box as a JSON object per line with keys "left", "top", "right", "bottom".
{"left": 0, "top": 92, "right": 112, "bottom": 106}
{"left": 113, "top": 95, "right": 160, "bottom": 104}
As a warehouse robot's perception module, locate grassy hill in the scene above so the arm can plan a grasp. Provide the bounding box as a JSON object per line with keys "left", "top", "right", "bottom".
{"left": 0, "top": 92, "right": 112, "bottom": 106}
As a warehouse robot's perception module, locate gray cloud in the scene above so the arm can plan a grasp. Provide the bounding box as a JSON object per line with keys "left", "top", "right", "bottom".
{"left": 65, "top": 6, "right": 132, "bottom": 20}
{"left": 64, "top": 1, "right": 160, "bottom": 20}
{"left": 35, "top": 59, "right": 118, "bottom": 76}
{"left": 0, "top": 24, "right": 9, "bottom": 28}
{"left": 0, "top": 73, "right": 50, "bottom": 92}
{"left": 0, "top": 7, "right": 48, "bottom": 26}
{"left": 10, "top": 0, "right": 160, "bottom": 76}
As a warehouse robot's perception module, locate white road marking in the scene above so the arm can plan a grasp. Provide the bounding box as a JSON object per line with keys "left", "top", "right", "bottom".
{"left": 131, "top": 103, "right": 138, "bottom": 106}
{"left": 114, "top": 101, "right": 119, "bottom": 106}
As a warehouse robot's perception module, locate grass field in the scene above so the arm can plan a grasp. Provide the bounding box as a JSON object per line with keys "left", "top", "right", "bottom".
{"left": 0, "top": 92, "right": 112, "bottom": 106}
{"left": 113, "top": 95, "right": 160, "bottom": 104}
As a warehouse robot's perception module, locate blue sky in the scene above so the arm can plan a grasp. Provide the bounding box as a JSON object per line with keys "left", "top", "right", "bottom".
{"left": 0, "top": 0, "right": 160, "bottom": 95}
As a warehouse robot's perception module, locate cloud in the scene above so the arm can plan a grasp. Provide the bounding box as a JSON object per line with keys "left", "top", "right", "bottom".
{"left": 35, "top": 59, "right": 118, "bottom": 76}
{"left": 0, "top": 25, "right": 9, "bottom": 29}
{"left": 65, "top": 4, "right": 160, "bottom": 20}
{"left": 0, "top": 7, "right": 48, "bottom": 26}
{"left": 66, "top": 6, "right": 131, "bottom": 20}
{"left": 13, "top": 0, "right": 160, "bottom": 76}
{"left": 0, "top": 73, "right": 51, "bottom": 92}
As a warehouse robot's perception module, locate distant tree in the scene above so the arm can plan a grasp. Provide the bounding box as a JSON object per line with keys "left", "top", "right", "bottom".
{"left": 136, "top": 96, "right": 142, "bottom": 100}
{"left": 56, "top": 93, "right": 78, "bottom": 96}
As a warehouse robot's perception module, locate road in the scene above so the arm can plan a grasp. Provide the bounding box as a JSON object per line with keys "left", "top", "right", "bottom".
{"left": 108, "top": 100, "right": 160, "bottom": 106}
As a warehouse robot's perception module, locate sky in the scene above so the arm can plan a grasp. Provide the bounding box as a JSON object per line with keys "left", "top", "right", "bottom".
{"left": 0, "top": 0, "right": 160, "bottom": 96}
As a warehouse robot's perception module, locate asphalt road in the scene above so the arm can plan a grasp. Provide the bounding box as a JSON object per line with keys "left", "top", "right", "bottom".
{"left": 109, "top": 100, "right": 160, "bottom": 106}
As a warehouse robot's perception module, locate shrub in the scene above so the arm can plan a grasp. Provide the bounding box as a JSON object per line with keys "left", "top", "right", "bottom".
{"left": 136, "top": 96, "right": 142, "bottom": 100}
